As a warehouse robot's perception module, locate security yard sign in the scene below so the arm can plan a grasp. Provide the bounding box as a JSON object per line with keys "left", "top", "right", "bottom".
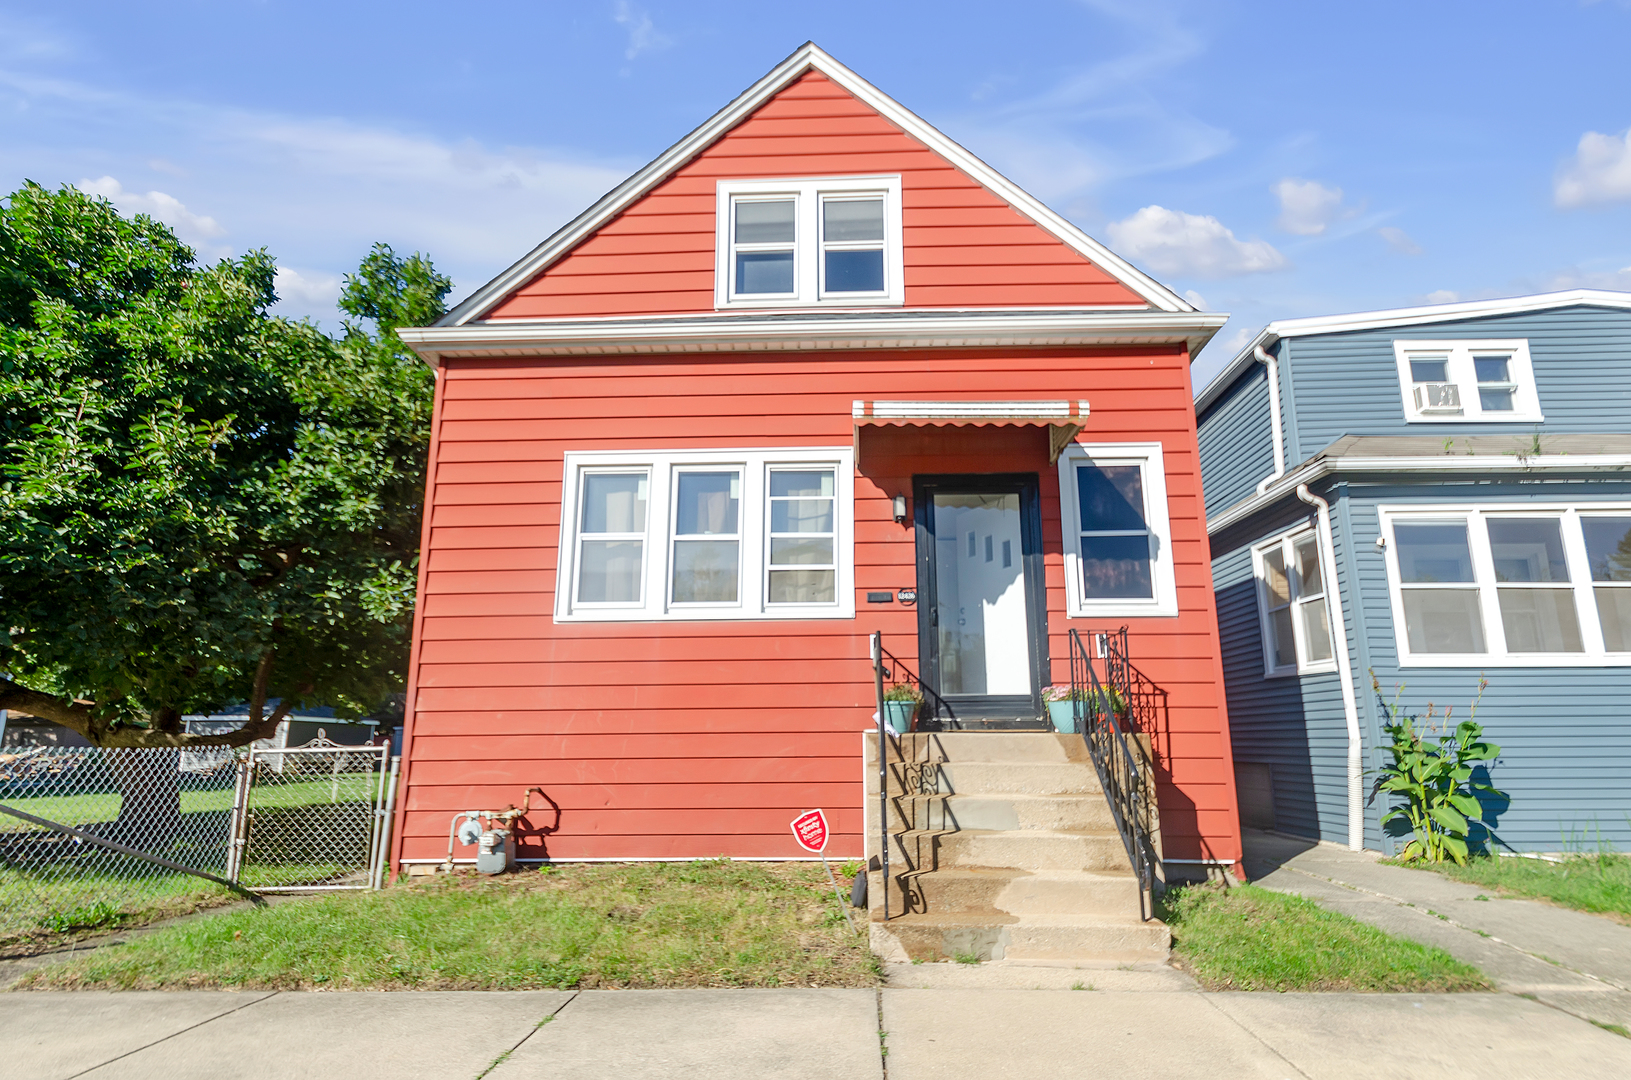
{"left": 790, "top": 808, "right": 830, "bottom": 853}
{"left": 790, "top": 808, "right": 854, "bottom": 931}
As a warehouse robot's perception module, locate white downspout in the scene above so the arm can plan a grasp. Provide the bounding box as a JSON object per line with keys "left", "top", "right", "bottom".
{"left": 1296, "top": 484, "right": 1364, "bottom": 851}
{"left": 1255, "top": 345, "right": 1287, "bottom": 494}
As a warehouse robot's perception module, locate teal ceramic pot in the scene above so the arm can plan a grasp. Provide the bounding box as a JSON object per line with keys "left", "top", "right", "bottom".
{"left": 1047, "top": 700, "right": 1079, "bottom": 734}
{"left": 882, "top": 701, "right": 917, "bottom": 735}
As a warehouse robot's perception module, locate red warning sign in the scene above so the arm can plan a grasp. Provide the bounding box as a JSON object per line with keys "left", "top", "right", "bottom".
{"left": 789, "top": 809, "right": 829, "bottom": 854}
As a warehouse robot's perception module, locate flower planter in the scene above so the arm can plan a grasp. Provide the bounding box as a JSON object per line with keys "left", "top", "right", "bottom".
{"left": 882, "top": 701, "right": 917, "bottom": 735}
{"left": 1047, "top": 700, "right": 1080, "bottom": 734}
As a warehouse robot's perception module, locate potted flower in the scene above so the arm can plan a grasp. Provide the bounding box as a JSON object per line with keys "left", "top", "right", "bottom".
{"left": 1041, "top": 685, "right": 1084, "bottom": 733}
{"left": 882, "top": 681, "right": 923, "bottom": 735}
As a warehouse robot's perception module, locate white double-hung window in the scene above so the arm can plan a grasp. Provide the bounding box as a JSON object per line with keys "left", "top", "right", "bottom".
{"left": 1057, "top": 443, "right": 1179, "bottom": 617}
{"left": 715, "top": 176, "right": 904, "bottom": 308}
{"left": 1393, "top": 340, "right": 1543, "bottom": 422}
{"left": 558, "top": 448, "right": 855, "bottom": 621}
{"left": 1381, "top": 504, "right": 1631, "bottom": 665}
{"left": 1254, "top": 528, "right": 1337, "bottom": 676}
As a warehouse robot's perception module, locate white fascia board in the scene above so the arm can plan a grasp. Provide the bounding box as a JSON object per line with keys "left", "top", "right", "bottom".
{"left": 1205, "top": 452, "right": 1631, "bottom": 536}
{"left": 399, "top": 309, "right": 1229, "bottom": 363}
{"left": 1195, "top": 288, "right": 1631, "bottom": 412}
{"left": 438, "top": 42, "right": 1193, "bottom": 327}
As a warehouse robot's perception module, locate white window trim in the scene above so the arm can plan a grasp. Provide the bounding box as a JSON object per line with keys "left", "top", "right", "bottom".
{"left": 1392, "top": 339, "right": 1543, "bottom": 423}
{"left": 714, "top": 175, "right": 904, "bottom": 310}
{"left": 1058, "top": 442, "right": 1179, "bottom": 618}
{"left": 1252, "top": 526, "right": 1340, "bottom": 678}
{"left": 556, "top": 447, "right": 856, "bottom": 622}
{"left": 1380, "top": 502, "right": 1631, "bottom": 666}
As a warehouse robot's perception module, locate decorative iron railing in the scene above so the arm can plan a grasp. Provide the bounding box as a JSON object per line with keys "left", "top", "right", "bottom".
{"left": 1068, "top": 627, "right": 1159, "bottom": 920}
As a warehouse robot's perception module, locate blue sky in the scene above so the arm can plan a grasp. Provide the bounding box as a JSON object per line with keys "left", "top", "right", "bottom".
{"left": 4, "top": 0, "right": 1631, "bottom": 390}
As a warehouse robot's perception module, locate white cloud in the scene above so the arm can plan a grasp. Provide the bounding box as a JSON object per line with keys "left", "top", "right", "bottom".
{"left": 1425, "top": 290, "right": 1461, "bottom": 304}
{"left": 273, "top": 266, "right": 343, "bottom": 312}
{"left": 1377, "top": 226, "right": 1422, "bottom": 255}
{"left": 1273, "top": 178, "right": 1344, "bottom": 236}
{"left": 1540, "top": 264, "right": 1631, "bottom": 290}
{"left": 1107, "top": 205, "right": 1287, "bottom": 278}
{"left": 612, "top": 2, "right": 672, "bottom": 61}
{"left": 1555, "top": 128, "right": 1631, "bottom": 208}
{"left": 933, "top": 4, "right": 1231, "bottom": 205}
{"left": 77, "top": 175, "right": 227, "bottom": 249}
{"left": 1220, "top": 325, "right": 1253, "bottom": 355}
{"left": 1183, "top": 289, "right": 1209, "bottom": 310}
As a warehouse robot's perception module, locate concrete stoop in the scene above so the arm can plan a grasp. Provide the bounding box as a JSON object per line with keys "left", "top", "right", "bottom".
{"left": 864, "top": 732, "right": 1168, "bottom": 964}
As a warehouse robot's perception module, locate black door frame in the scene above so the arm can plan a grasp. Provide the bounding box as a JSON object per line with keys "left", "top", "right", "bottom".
{"left": 913, "top": 473, "right": 1050, "bottom": 727}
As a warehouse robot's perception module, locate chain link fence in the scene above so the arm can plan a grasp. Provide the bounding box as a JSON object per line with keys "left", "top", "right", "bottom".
{"left": 0, "top": 740, "right": 397, "bottom": 947}
{"left": 230, "top": 742, "right": 396, "bottom": 892}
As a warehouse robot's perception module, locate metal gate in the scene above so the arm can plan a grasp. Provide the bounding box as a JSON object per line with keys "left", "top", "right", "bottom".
{"left": 227, "top": 739, "right": 399, "bottom": 892}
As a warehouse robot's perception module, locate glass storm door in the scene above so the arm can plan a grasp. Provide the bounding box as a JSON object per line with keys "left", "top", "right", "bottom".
{"left": 915, "top": 475, "right": 1048, "bottom": 722}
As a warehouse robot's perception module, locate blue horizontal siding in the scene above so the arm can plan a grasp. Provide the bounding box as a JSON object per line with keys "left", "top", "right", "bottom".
{"left": 1284, "top": 304, "right": 1631, "bottom": 464}
{"left": 1197, "top": 363, "right": 1276, "bottom": 517}
{"left": 1342, "top": 479, "right": 1631, "bottom": 853}
{"left": 1213, "top": 498, "right": 1356, "bottom": 846}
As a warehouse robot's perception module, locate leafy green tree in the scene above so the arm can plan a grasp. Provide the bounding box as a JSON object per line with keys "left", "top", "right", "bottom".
{"left": 0, "top": 181, "right": 448, "bottom": 749}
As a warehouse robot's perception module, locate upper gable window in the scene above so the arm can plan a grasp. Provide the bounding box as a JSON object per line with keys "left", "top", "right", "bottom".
{"left": 715, "top": 176, "right": 904, "bottom": 309}
{"left": 1392, "top": 340, "right": 1543, "bottom": 423}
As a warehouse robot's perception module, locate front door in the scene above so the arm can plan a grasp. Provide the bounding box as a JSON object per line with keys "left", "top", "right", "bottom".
{"left": 914, "top": 474, "right": 1048, "bottom": 726}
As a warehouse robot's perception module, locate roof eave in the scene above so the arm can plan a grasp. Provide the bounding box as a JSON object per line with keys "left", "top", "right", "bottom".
{"left": 1206, "top": 452, "right": 1631, "bottom": 535}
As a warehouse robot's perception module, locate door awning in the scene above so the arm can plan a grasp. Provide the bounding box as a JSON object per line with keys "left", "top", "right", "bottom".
{"left": 852, "top": 400, "right": 1090, "bottom": 463}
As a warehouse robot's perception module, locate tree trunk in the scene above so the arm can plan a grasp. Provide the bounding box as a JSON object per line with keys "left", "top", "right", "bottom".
{"left": 106, "top": 748, "right": 183, "bottom": 852}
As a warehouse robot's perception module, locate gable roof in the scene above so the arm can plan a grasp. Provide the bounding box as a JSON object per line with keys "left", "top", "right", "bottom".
{"left": 1196, "top": 288, "right": 1631, "bottom": 413}
{"left": 440, "top": 42, "right": 1194, "bottom": 327}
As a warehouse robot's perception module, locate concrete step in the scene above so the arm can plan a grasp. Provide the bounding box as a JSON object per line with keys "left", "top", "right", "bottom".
{"left": 870, "top": 913, "right": 1169, "bottom": 963}
{"left": 898, "top": 792, "right": 1116, "bottom": 832}
{"left": 886, "top": 868, "right": 1142, "bottom": 917}
{"left": 864, "top": 732, "right": 1090, "bottom": 766}
{"left": 882, "top": 828, "right": 1128, "bottom": 874}
{"left": 867, "top": 761, "right": 1104, "bottom": 797}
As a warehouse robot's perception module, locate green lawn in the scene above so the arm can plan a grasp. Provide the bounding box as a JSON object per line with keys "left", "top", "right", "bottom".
{"left": 1160, "top": 883, "right": 1490, "bottom": 992}
{"left": 19, "top": 861, "right": 878, "bottom": 991}
{"left": 1402, "top": 851, "right": 1631, "bottom": 923}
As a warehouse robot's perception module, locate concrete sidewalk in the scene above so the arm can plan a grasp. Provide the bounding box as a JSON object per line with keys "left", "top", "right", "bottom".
{"left": 6, "top": 986, "right": 1630, "bottom": 1080}
{"left": 1244, "top": 829, "right": 1631, "bottom": 1032}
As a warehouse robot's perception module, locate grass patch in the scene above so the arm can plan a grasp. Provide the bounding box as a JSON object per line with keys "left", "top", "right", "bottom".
{"left": 1159, "top": 883, "right": 1490, "bottom": 992}
{"left": 1395, "top": 852, "right": 1631, "bottom": 923}
{"left": 18, "top": 860, "right": 878, "bottom": 991}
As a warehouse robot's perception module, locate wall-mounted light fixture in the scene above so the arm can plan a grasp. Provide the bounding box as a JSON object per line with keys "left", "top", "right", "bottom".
{"left": 892, "top": 494, "right": 908, "bottom": 525}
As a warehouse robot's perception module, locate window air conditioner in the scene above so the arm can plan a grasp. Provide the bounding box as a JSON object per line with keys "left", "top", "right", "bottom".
{"left": 1413, "top": 382, "right": 1462, "bottom": 413}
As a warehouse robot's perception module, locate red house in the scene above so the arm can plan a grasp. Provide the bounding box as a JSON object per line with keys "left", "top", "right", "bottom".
{"left": 394, "top": 45, "right": 1243, "bottom": 945}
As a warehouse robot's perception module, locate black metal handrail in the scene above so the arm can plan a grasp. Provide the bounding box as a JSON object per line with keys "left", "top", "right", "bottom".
{"left": 869, "top": 632, "right": 953, "bottom": 923}
{"left": 1069, "top": 627, "right": 1158, "bottom": 920}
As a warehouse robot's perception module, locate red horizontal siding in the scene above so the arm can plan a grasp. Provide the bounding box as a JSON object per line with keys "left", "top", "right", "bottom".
{"left": 484, "top": 70, "right": 1142, "bottom": 318}
{"left": 395, "top": 343, "right": 1243, "bottom": 868}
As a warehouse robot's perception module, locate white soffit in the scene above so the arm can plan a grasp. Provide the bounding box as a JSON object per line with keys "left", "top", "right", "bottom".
{"left": 1196, "top": 288, "right": 1631, "bottom": 412}
{"left": 438, "top": 41, "right": 1193, "bottom": 326}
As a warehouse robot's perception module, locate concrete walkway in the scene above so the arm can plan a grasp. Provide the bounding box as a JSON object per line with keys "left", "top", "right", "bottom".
{"left": 5, "top": 985, "right": 1630, "bottom": 1080}
{"left": 1244, "top": 829, "right": 1631, "bottom": 1032}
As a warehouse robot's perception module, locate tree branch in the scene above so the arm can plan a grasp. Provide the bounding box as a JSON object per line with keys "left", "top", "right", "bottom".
{"left": 0, "top": 678, "right": 98, "bottom": 739}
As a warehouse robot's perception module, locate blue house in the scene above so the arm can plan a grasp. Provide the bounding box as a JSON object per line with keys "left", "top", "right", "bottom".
{"left": 1196, "top": 290, "right": 1631, "bottom": 854}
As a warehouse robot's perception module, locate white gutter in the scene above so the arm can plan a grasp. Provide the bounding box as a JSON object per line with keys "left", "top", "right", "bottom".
{"left": 1253, "top": 345, "right": 1286, "bottom": 495}
{"left": 1296, "top": 484, "right": 1364, "bottom": 852}
{"left": 1207, "top": 452, "right": 1631, "bottom": 536}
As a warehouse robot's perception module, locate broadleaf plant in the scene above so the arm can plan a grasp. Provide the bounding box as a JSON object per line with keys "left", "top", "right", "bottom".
{"left": 1371, "top": 674, "right": 1504, "bottom": 865}
{"left": 0, "top": 181, "right": 448, "bottom": 749}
